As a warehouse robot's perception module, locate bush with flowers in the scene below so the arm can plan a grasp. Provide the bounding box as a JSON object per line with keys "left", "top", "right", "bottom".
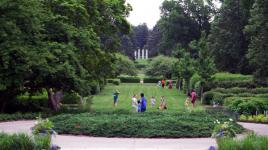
{"left": 211, "top": 119, "right": 236, "bottom": 139}
{"left": 32, "top": 115, "right": 55, "bottom": 135}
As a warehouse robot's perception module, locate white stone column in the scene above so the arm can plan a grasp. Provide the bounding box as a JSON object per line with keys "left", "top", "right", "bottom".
{"left": 146, "top": 49, "right": 148, "bottom": 59}
{"left": 134, "top": 51, "right": 137, "bottom": 60}
{"left": 142, "top": 49, "right": 144, "bottom": 59}
{"left": 138, "top": 49, "right": 140, "bottom": 59}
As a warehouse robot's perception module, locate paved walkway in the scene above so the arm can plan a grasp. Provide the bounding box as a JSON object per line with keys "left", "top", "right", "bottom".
{"left": 1, "top": 121, "right": 267, "bottom": 150}
{"left": 0, "top": 120, "right": 216, "bottom": 150}
{"left": 237, "top": 122, "right": 268, "bottom": 136}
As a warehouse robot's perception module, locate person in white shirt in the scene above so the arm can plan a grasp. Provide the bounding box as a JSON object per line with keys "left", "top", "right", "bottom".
{"left": 131, "top": 94, "right": 138, "bottom": 112}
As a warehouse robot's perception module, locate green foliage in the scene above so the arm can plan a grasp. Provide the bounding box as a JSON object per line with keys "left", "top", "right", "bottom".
{"left": 213, "top": 87, "right": 268, "bottom": 94}
{"left": 174, "top": 52, "right": 196, "bottom": 93}
{"left": 50, "top": 111, "right": 242, "bottom": 138}
{"left": 218, "top": 134, "right": 268, "bottom": 150}
{"left": 32, "top": 116, "right": 54, "bottom": 135}
{"left": 0, "top": 133, "right": 35, "bottom": 150}
{"left": 0, "top": 133, "right": 51, "bottom": 150}
{"left": 213, "top": 73, "right": 253, "bottom": 82}
{"left": 145, "top": 55, "right": 178, "bottom": 78}
{"left": 114, "top": 53, "right": 137, "bottom": 76}
{"left": 224, "top": 97, "right": 268, "bottom": 115}
{"left": 118, "top": 77, "right": 140, "bottom": 83}
{"left": 211, "top": 119, "right": 236, "bottom": 138}
{"left": 62, "top": 93, "right": 81, "bottom": 104}
{"left": 143, "top": 77, "right": 162, "bottom": 83}
{"left": 106, "top": 79, "right": 121, "bottom": 85}
{"left": 158, "top": 0, "right": 215, "bottom": 54}
{"left": 245, "top": 0, "right": 268, "bottom": 81}
{"left": 0, "top": 113, "right": 52, "bottom": 122}
{"left": 190, "top": 74, "right": 201, "bottom": 89}
{"left": 0, "top": 0, "right": 131, "bottom": 112}
{"left": 208, "top": 0, "right": 254, "bottom": 74}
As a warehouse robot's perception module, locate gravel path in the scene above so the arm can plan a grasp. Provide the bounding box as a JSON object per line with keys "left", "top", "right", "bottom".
{"left": 0, "top": 120, "right": 216, "bottom": 150}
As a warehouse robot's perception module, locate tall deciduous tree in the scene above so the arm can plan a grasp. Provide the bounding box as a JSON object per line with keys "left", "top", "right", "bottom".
{"left": 175, "top": 52, "right": 196, "bottom": 94}
{"left": 208, "top": 0, "right": 254, "bottom": 74}
{"left": 193, "top": 32, "right": 216, "bottom": 102}
{"left": 158, "top": 0, "right": 215, "bottom": 55}
{"left": 245, "top": 0, "right": 268, "bottom": 81}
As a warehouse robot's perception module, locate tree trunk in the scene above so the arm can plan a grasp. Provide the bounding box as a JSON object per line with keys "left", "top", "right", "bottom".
{"left": 47, "top": 88, "right": 63, "bottom": 112}
{"left": 201, "top": 85, "right": 204, "bottom": 104}
{"left": 186, "top": 79, "right": 190, "bottom": 95}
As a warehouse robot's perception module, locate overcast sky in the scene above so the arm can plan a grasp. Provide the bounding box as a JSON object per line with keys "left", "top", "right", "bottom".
{"left": 126, "top": 0, "right": 221, "bottom": 29}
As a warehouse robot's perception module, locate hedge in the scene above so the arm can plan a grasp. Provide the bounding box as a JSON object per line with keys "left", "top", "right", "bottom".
{"left": 212, "top": 87, "right": 268, "bottom": 94}
{"left": 224, "top": 97, "right": 268, "bottom": 115}
{"left": 0, "top": 113, "right": 52, "bottom": 122}
{"left": 213, "top": 73, "right": 253, "bottom": 82}
{"left": 0, "top": 133, "right": 51, "bottom": 150}
{"left": 118, "top": 76, "right": 140, "bottom": 83}
{"left": 50, "top": 111, "right": 243, "bottom": 138}
{"left": 106, "top": 79, "right": 121, "bottom": 85}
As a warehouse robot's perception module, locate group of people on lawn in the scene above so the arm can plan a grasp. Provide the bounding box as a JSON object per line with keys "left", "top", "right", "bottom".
{"left": 112, "top": 88, "right": 197, "bottom": 112}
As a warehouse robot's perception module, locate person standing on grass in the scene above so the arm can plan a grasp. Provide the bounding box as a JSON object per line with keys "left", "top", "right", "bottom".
{"left": 168, "top": 80, "right": 172, "bottom": 89}
{"left": 131, "top": 94, "right": 138, "bottom": 112}
{"left": 113, "top": 89, "right": 120, "bottom": 107}
{"left": 161, "top": 79, "right": 166, "bottom": 88}
{"left": 191, "top": 89, "right": 197, "bottom": 108}
{"left": 151, "top": 96, "right": 156, "bottom": 107}
{"left": 140, "top": 93, "right": 147, "bottom": 112}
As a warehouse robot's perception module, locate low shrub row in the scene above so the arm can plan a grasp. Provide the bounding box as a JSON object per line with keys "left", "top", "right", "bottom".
{"left": 0, "top": 113, "right": 52, "bottom": 122}
{"left": 143, "top": 77, "right": 161, "bottom": 83}
{"left": 106, "top": 79, "right": 121, "bottom": 85}
{"left": 0, "top": 133, "right": 51, "bottom": 150}
{"left": 50, "top": 111, "right": 243, "bottom": 138}
{"left": 224, "top": 97, "right": 268, "bottom": 115}
{"left": 202, "top": 88, "right": 268, "bottom": 105}
{"left": 118, "top": 76, "right": 140, "bottom": 83}
{"left": 212, "top": 87, "right": 268, "bottom": 94}
{"left": 212, "top": 72, "right": 253, "bottom": 82}
{"left": 239, "top": 114, "right": 268, "bottom": 123}
{"left": 217, "top": 134, "right": 268, "bottom": 150}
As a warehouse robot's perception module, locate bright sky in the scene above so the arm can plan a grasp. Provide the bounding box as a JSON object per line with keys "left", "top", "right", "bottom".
{"left": 126, "top": 0, "right": 221, "bottom": 29}
{"left": 126, "top": 0, "right": 164, "bottom": 29}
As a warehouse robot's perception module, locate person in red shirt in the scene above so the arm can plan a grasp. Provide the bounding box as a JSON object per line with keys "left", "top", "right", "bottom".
{"left": 161, "top": 79, "right": 166, "bottom": 88}
{"left": 191, "top": 89, "right": 197, "bottom": 107}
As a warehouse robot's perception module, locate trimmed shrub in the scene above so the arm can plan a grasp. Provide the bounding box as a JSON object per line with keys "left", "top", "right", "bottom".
{"left": 118, "top": 76, "right": 140, "bottom": 83}
{"left": 213, "top": 72, "right": 253, "bottom": 82}
{"left": 224, "top": 97, "right": 268, "bottom": 115}
{"left": 50, "top": 111, "right": 243, "bottom": 138}
{"left": 212, "top": 87, "right": 268, "bottom": 94}
{"left": 0, "top": 113, "right": 52, "bottom": 122}
{"left": 106, "top": 79, "right": 121, "bottom": 85}
{"left": 202, "top": 91, "right": 235, "bottom": 105}
{"left": 62, "top": 93, "right": 80, "bottom": 104}
{"left": 143, "top": 77, "right": 162, "bottom": 83}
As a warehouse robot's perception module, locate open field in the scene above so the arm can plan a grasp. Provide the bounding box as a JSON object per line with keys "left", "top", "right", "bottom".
{"left": 92, "top": 83, "right": 202, "bottom": 112}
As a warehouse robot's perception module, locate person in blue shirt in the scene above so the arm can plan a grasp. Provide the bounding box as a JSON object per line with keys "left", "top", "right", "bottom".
{"left": 140, "top": 93, "right": 147, "bottom": 112}
{"left": 113, "top": 90, "right": 120, "bottom": 107}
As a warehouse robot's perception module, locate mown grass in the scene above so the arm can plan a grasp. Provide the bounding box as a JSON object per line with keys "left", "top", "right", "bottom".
{"left": 92, "top": 83, "right": 203, "bottom": 113}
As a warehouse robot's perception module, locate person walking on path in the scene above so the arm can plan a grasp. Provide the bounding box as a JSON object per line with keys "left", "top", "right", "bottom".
{"left": 131, "top": 94, "right": 138, "bottom": 112}
{"left": 191, "top": 89, "right": 197, "bottom": 108}
{"left": 113, "top": 90, "right": 120, "bottom": 107}
{"left": 140, "top": 93, "right": 147, "bottom": 112}
{"left": 161, "top": 79, "right": 166, "bottom": 88}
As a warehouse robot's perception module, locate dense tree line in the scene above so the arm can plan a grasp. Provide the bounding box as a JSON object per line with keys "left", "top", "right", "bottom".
{"left": 145, "top": 0, "right": 267, "bottom": 81}
{"left": 0, "top": 0, "right": 131, "bottom": 112}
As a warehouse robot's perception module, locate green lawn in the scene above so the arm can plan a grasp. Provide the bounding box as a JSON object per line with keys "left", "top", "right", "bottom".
{"left": 92, "top": 83, "right": 202, "bottom": 112}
